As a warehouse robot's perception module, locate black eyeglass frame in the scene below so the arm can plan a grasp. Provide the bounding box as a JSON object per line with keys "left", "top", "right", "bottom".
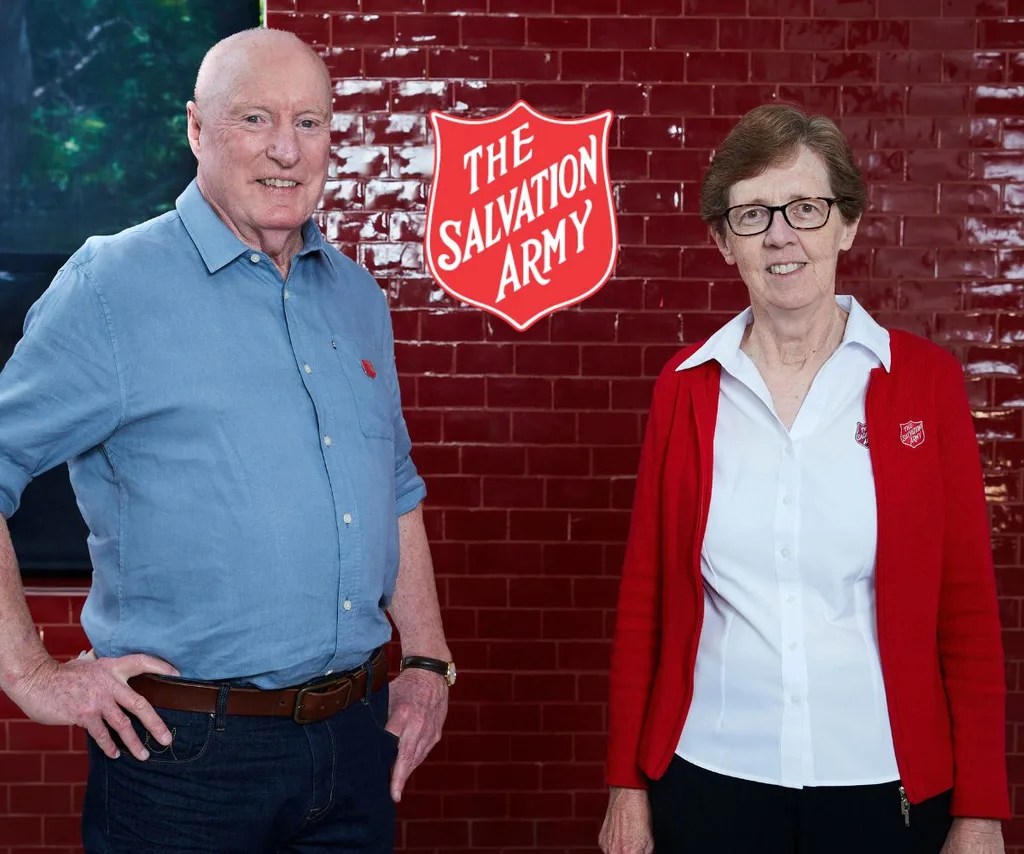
{"left": 721, "top": 197, "right": 842, "bottom": 237}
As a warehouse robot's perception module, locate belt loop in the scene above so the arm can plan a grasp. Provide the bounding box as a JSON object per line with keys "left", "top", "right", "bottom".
{"left": 214, "top": 685, "right": 230, "bottom": 731}
{"left": 362, "top": 656, "right": 374, "bottom": 706}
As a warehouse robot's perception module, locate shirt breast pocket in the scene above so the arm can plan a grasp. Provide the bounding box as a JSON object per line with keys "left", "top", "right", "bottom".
{"left": 331, "top": 336, "right": 394, "bottom": 442}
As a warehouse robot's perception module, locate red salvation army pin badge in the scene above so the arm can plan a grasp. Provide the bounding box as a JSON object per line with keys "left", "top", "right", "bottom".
{"left": 900, "top": 420, "right": 925, "bottom": 448}
{"left": 361, "top": 359, "right": 376, "bottom": 379}
{"left": 426, "top": 101, "right": 618, "bottom": 332}
{"left": 855, "top": 421, "right": 869, "bottom": 448}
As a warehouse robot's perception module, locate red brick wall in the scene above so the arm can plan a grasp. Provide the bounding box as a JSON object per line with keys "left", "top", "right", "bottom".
{"left": 5, "top": 1, "right": 1024, "bottom": 851}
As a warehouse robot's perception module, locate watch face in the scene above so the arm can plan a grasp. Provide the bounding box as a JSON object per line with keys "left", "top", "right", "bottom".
{"left": 446, "top": 662, "right": 457, "bottom": 686}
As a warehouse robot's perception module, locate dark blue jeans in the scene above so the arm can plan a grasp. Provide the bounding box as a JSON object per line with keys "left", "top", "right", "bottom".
{"left": 82, "top": 682, "right": 398, "bottom": 853}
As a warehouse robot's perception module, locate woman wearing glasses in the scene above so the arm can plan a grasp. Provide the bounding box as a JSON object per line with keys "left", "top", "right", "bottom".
{"left": 599, "top": 104, "right": 1009, "bottom": 854}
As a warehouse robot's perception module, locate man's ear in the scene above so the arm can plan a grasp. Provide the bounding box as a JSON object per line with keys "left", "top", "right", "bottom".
{"left": 186, "top": 101, "right": 202, "bottom": 160}
{"left": 712, "top": 224, "right": 737, "bottom": 267}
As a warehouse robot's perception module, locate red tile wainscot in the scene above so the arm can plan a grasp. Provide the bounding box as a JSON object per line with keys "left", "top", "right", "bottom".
{"left": 6, "top": 2, "right": 1024, "bottom": 852}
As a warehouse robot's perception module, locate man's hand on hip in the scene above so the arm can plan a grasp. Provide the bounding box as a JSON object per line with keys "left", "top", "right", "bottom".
{"left": 384, "top": 665, "right": 448, "bottom": 803}
{"left": 7, "top": 652, "right": 179, "bottom": 761}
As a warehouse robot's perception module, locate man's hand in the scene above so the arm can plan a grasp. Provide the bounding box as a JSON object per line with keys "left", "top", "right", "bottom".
{"left": 940, "top": 818, "right": 1004, "bottom": 853}
{"left": 599, "top": 786, "right": 655, "bottom": 854}
{"left": 384, "top": 665, "right": 448, "bottom": 803}
{"left": 7, "top": 653, "right": 179, "bottom": 761}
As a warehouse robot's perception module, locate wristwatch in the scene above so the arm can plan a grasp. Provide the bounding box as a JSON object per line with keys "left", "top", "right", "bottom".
{"left": 400, "top": 655, "right": 456, "bottom": 687}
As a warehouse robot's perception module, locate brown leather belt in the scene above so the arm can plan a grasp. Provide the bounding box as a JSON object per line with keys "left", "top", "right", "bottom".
{"left": 129, "top": 649, "right": 388, "bottom": 725}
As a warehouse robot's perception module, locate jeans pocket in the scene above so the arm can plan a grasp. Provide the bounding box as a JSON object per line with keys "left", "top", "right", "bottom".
{"left": 132, "top": 707, "right": 215, "bottom": 765}
{"left": 366, "top": 685, "right": 400, "bottom": 753}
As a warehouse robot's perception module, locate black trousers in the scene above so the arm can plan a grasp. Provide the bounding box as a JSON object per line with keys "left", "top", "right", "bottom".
{"left": 648, "top": 756, "right": 953, "bottom": 854}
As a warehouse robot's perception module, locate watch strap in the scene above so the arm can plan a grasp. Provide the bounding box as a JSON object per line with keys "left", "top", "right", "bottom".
{"left": 400, "top": 656, "right": 453, "bottom": 684}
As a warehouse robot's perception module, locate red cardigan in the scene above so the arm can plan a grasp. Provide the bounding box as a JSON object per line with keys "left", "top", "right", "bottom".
{"left": 606, "top": 329, "right": 1010, "bottom": 819}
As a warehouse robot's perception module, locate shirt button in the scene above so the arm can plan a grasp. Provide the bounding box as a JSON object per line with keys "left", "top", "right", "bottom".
{"left": 249, "top": 252, "right": 260, "bottom": 263}
{"left": 791, "top": 694, "right": 802, "bottom": 705}
{"left": 786, "top": 594, "right": 796, "bottom": 603}
{"left": 781, "top": 495, "right": 791, "bottom": 506}
{"left": 781, "top": 548, "right": 791, "bottom": 559}
{"left": 788, "top": 642, "right": 798, "bottom": 651}
{"left": 784, "top": 446, "right": 794, "bottom": 456}
{"left": 323, "top": 435, "right": 332, "bottom": 447}
{"left": 325, "top": 669, "right": 334, "bottom": 676}
{"left": 343, "top": 600, "right": 352, "bottom": 611}
{"left": 283, "top": 289, "right": 291, "bottom": 300}
{"left": 343, "top": 513, "right": 352, "bottom": 524}
{"left": 303, "top": 364, "right": 312, "bottom": 374}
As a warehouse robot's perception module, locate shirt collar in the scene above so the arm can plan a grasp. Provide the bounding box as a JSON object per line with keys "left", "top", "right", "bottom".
{"left": 175, "top": 179, "right": 325, "bottom": 274}
{"left": 677, "top": 294, "right": 891, "bottom": 374}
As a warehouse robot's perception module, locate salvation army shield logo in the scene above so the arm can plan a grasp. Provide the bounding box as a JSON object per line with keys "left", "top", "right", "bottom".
{"left": 426, "top": 101, "right": 617, "bottom": 332}
{"left": 900, "top": 420, "right": 925, "bottom": 449}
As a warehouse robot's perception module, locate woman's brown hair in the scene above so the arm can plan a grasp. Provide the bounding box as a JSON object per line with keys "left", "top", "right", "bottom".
{"left": 700, "top": 104, "right": 867, "bottom": 233}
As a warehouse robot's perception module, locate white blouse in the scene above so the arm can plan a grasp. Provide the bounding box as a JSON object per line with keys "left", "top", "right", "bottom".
{"left": 675, "top": 295, "right": 901, "bottom": 788}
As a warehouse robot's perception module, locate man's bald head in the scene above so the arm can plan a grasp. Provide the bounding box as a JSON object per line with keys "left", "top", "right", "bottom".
{"left": 185, "top": 27, "right": 334, "bottom": 263}
{"left": 193, "top": 28, "right": 332, "bottom": 119}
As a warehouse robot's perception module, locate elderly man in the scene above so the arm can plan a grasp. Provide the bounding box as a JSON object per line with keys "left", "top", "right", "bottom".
{"left": 0, "top": 28, "right": 452, "bottom": 853}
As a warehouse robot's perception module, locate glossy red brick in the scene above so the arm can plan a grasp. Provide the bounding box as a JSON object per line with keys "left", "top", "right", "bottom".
{"left": 424, "top": 47, "right": 489, "bottom": 81}
{"left": 395, "top": 13, "right": 459, "bottom": 45}
{"left": 646, "top": 215, "right": 712, "bottom": 247}
{"left": 750, "top": 51, "right": 815, "bottom": 83}
{"left": 553, "top": 378, "right": 611, "bottom": 410}
{"left": 813, "top": 52, "right": 876, "bottom": 83}
{"left": 589, "top": 17, "right": 651, "bottom": 50}
{"left": 943, "top": 0, "right": 1007, "bottom": 12}
{"left": 619, "top": 119, "right": 684, "bottom": 149}
{"left": 775, "top": 85, "right": 839, "bottom": 115}
{"left": 653, "top": 18, "right": 716, "bottom": 51}
{"left": 687, "top": 52, "right": 750, "bottom": 83}
{"left": 848, "top": 20, "right": 910, "bottom": 49}
{"left": 877, "top": 0, "right": 941, "bottom": 12}
{"left": 487, "top": 377, "right": 552, "bottom": 408}
{"left": 719, "top": 19, "right": 781, "bottom": 50}
{"left": 493, "top": 49, "right": 559, "bottom": 80}
{"left": 267, "top": 12, "right": 332, "bottom": 44}
{"left": 584, "top": 83, "right": 646, "bottom": 116}
{"left": 784, "top": 19, "right": 846, "bottom": 51}
{"left": 909, "top": 84, "right": 971, "bottom": 116}
{"left": 512, "top": 412, "right": 577, "bottom": 443}
{"left": 332, "top": 13, "right": 395, "bottom": 45}
{"left": 911, "top": 18, "right": 977, "bottom": 49}
{"left": 520, "top": 83, "right": 585, "bottom": 114}
{"left": 624, "top": 0, "right": 683, "bottom": 10}
{"left": 980, "top": 18, "right": 1024, "bottom": 48}
{"left": 461, "top": 14, "right": 525, "bottom": 45}
{"left": 489, "top": 0, "right": 552, "bottom": 10}
{"left": 879, "top": 52, "right": 942, "bottom": 83}
{"left": 392, "top": 80, "right": 449, "bottom": 112}
{"left": 555, "top": 0, "right": 617, "bottom": 9}
{"left": 943, "top": 52, "right": 1006, "bottom": 83}
{"left": 623, "top": 51, "right": 688, "bottom": 83}
{"left": 537, "top": 818, "right": 606, "bottom": 845}
{"left": 684, "top": 0, "right": 745, "bottom": 11}
{"left": 975, "top": 86, "right": 1024, "bottom": 117}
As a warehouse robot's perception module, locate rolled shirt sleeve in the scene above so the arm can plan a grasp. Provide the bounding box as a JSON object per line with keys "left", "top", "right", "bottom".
{"left": 0, "top": 260, "right": 123, "bottom": 518}
{"left": 377, "top": 289, "right": 426, "bottom": 517}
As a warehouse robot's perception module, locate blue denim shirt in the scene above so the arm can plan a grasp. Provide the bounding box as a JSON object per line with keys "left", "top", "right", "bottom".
{"left": 0, "top": 181, "right": 426, "bottom": 687}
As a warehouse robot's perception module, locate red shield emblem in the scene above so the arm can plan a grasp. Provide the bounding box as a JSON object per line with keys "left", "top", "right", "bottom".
{"left": 900, "top": 420, "right": 925, "bottom": 449}
{"left": 426, "top": 101, "right": 617, "bottom": 331}
{"left": 855, "top": 421, "right": 869, "bottom": 448}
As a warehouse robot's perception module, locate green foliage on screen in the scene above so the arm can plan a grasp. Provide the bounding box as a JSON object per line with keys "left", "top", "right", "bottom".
{"left": 1, "top": 0, "right": 260, "bottom": 254}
